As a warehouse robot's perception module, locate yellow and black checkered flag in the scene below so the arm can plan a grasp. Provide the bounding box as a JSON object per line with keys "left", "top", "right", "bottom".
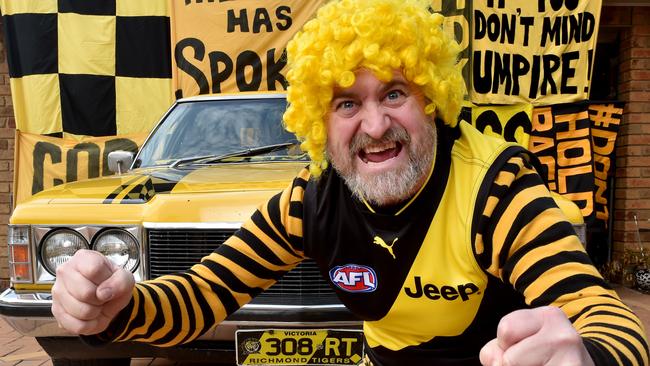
{"left": 1, "top": 0, "right": 173, "bottom": 137}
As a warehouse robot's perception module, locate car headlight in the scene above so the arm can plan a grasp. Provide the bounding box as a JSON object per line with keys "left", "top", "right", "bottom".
{"left": 93, "top": 229, "right": 139, "bottom": 272}
{"left": 40, "top": 229, "right": 89, "bottom": 275}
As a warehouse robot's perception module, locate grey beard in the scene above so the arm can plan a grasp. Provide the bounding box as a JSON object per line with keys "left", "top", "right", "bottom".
{"left": 331, "top": 122, "right": 437, "bottom": 207}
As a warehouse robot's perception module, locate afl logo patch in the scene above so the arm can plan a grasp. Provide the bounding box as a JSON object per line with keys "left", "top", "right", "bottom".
{"left": 329, "top": 264, "right": 377, "bottom": 293}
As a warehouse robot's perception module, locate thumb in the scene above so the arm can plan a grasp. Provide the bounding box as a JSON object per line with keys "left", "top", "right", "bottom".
{"left": 96, "top": 265, "right": 135, "bottom": 306}
{"left": 480, "top": 338, "right": 504, "bottom": 366}
{"left": 495, "top": 308, "right": 544, "bottom": 350}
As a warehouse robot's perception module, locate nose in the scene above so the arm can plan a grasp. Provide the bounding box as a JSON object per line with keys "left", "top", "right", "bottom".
{"left": 359, "top": 103, "right": 390, "bottom": 140}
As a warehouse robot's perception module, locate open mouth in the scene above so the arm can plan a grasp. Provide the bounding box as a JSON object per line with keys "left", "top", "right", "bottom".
{"left": 359, "top": 141, "right": 403, "bottom": 163}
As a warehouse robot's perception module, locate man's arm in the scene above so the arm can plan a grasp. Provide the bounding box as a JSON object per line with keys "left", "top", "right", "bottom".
{"left": 473, "top": 153, "right": 649, "bottom": 366}
{"left": 52, "top": 169, "right": 311, "bottom": 346}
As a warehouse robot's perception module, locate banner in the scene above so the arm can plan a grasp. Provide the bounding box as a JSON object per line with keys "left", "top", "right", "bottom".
{"left": 525, "top": 102, "right": 622, "bottom": 265}
{"left": 589, "top": 103, "right": 623, "bottom": 229}
{"left": 587, "top": 102, "right": 622, "bottom": 265}
{"left": 170, "top": 0, "right": 326, "bottom": 98}
{"left": 0, "top": 0, "right": 619, "bottom": 260}
{"left": 431, "top": 0, "right": 471, "bottom": 97}
{"left": 0, "top": 0, "right": 173, "bottom": 136}
{"left": 14, "top": 131, "right": 147, "bottom": 206}
{"left": 471, "top": 0, "right": 601, "bottom": 105}
{"left": 462, "top": 103, "right": 532, "bottom": 147}
{"left": 529, "top": 103, "right": 597, "bottom": 228}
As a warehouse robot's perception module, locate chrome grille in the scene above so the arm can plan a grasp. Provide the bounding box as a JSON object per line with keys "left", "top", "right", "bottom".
{"left": 147, "top": 229, "right": 337, "bottom": 303}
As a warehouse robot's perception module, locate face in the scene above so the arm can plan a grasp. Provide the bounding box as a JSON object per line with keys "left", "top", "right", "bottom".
{"left": 327, "top": 69, "right": 437, "bottom": 206}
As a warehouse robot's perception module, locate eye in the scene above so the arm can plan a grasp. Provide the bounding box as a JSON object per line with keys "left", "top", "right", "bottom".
{"left": 384, "top": 89, "right": 406, "bottom": 104}
{"left": 336, "top": 100, "right": 356, "bottom": 110}
{"left": 387, "top": 90, "right": 402, "bottom": 100}
{"left": 332, "top": 99, "right": 359, "bottom": 117}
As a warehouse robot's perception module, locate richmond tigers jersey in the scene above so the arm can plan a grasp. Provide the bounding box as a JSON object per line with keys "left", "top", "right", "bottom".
{"left": 98, "top": 121, "right": 649, "bottom": 366}
{"left": 303, "top": 121, "right": 538, "bottom": 364}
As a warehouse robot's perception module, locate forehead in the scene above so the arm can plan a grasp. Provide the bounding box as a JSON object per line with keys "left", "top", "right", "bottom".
{"left": 333, "top": 69, "right": 410, "bottom": 95}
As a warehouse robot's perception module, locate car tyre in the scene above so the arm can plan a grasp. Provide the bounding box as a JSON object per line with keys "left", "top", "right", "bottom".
{"left": 51, "top": 358, "right": 131, "bottom": 366}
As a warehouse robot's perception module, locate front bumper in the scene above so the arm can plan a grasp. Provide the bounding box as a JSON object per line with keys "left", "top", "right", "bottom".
{"left": 0, "top": 288, "right": 361, "bottom": 338}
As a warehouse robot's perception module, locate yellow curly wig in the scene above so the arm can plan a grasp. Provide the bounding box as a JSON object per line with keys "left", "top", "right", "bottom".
{"left": 283, "top": 0, "right": 464, "bottom": 176}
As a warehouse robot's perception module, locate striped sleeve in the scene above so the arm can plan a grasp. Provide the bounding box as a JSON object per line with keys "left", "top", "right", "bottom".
{"left": 473, "top": 153, "right": 650, "bottom": 366}
{"left": 98, "top": 168, "right": 312, "bottom": 346}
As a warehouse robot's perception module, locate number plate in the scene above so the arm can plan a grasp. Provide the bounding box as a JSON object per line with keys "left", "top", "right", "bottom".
{"left": 236, "top": 329, "right": 364, "bottom": 365}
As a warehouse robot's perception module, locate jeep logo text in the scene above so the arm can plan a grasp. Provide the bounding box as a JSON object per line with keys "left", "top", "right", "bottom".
{"left": 404, "top": 276, "right": 479, "bottom": 301}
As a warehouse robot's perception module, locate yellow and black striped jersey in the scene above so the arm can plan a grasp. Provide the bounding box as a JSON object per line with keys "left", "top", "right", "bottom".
{"left": 99, "top": 121, "right": 649, "bottom": 366}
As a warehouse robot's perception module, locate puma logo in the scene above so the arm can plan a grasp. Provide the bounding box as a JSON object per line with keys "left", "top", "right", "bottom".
{"left": 373, "top": 236, "right": 397, "bottom": 259}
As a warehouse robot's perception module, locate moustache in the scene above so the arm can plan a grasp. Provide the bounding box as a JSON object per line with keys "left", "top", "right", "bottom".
{"left": 349, "top": 126, "right": 411, "bottom": 156}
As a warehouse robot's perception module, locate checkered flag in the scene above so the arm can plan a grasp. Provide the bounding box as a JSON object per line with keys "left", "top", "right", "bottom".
{"left": 1, "top": 0, "right": 174, "bottom": 137}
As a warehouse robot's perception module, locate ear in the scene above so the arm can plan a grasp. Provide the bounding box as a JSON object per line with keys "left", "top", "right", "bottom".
{"left": 424, "top": 101, "right": 437, "bottom": 117}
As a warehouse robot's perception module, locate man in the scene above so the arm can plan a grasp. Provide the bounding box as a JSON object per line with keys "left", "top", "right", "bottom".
{"left": 52, "top": 0, "right": 649, "bottom": 365}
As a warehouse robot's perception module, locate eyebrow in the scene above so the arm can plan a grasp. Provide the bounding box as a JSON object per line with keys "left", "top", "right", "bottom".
{"left": 331, "top": 77, "right": 411, "bottom": 101}
{"left": 379, "top": 79, "right": 410, "bottom": 94}
{"left": 331, "top": 89, "right": 356, "bottom": 101}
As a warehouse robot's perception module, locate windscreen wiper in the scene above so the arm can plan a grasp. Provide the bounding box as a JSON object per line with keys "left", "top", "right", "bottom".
{"left": 171, "top": 142, "right": 298, "bottom": 168}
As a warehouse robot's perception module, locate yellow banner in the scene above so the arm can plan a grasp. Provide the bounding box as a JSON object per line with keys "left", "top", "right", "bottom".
{"left": 14, "top": 131, "right": 147, "bottom": 205}
{"left": 471, "top": 0, "right": 601, "bottom": 105}
{"left": 467, "top": 103, "right": 532, "bottom": 147}
{"left": 171, "top": 0, "right": 326, "bottom": 98}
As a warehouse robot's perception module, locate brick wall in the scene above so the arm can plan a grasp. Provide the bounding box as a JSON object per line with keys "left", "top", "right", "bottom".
{"left": 0, "top": 20, "right": 14, "bottom": 291}
{"left": 611, "top": 6, "right": 650, "bottom": 279}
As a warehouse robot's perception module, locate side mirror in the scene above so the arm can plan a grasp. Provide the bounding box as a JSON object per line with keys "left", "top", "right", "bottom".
{"left": 107, "top": 151, "right": 135, "bottom": 174}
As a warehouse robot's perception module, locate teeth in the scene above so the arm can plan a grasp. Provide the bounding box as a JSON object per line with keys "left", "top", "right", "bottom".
{"left": 363, "top": 141, "right": 396, "bottom": 154}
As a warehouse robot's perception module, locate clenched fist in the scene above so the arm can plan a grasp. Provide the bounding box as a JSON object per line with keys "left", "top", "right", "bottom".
{"left": 479, "top": 306, "right": 595, "bottom": 366}
{"left": 51, "top": 249, "right": 135, "bottom": 335}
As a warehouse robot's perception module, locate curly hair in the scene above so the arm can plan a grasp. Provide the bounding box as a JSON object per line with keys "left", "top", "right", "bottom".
{"left": 282, "top": 0, "right": 464, "bottom": 176}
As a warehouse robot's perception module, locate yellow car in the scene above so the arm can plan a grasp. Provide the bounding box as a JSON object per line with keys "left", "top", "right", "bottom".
{"left": 0, "top": 93, "right": 361, "bottom": 365}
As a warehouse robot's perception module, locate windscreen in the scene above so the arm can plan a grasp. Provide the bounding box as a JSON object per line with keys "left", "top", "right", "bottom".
{"left": 135, "top": 97, "right": 304, "bottom": 168}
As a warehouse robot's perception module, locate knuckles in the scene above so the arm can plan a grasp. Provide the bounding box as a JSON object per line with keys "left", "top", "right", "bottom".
{"left": 76, "top": 251, "right": 110, "bottom": 278}
{"left": 542, "top": 305, "right": 566, "bottom": 319}
{"left": 548, "top": 328, "right": 582, "bottom": 348}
